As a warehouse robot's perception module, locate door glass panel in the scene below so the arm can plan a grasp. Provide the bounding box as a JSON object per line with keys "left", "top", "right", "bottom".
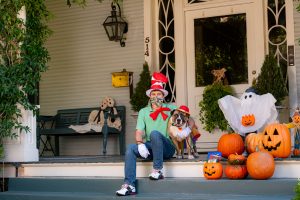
{"left": 194, "top": 14, "right": 248, "bottom": 87}
{"left": 188, "top": 0, "right": 212, "bottom": 4}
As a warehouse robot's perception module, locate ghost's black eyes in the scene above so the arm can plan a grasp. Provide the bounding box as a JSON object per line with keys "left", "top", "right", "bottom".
{"left": 244, "top": 94, "right": 252, "bottom": 99}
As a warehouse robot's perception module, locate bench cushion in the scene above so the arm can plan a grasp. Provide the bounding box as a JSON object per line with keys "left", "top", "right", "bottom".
{"left": 41, "top": 127, "right": 121, "bottom": 136}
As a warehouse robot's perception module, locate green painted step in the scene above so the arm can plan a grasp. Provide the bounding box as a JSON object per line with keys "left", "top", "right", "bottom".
{"left": 0, "top": 191, "right": 295, "bottom": 200}
{"left": 0, "top": 177, "right": 297, "bottom": 200}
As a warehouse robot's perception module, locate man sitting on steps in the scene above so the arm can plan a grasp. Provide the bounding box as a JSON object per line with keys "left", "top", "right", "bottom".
{"left": 116, "top": 72, "right": 195, "bottom": 196}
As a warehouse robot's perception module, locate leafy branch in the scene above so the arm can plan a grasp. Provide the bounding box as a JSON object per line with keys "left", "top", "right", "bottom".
{"left": 66, "top": 0, "right": 122, "bottom": 7}
{"left": 0, "top": 0, "right": 51, "bottom": 156}
{"left": 199, "top": 83, "right": 233, "bottom": 132}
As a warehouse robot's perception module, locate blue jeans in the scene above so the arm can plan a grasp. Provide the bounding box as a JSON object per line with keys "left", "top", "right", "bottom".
{"left": 124, "top": 130, "right": 175, "bottom": 186}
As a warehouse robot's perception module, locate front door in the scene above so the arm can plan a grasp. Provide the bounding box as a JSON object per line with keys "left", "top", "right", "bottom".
{"left": 185, "top": 2, "right": 264, "bottom": 151}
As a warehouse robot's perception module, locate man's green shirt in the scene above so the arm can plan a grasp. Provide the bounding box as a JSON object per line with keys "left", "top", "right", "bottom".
{"left": 136, "top": 103, "right": 177, "bottom": 141}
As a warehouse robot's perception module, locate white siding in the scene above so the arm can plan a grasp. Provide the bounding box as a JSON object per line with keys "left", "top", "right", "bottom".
{"left": 294, "top": 1, "right": 300, "bottom": 104}
{"left": 41, "top": 0, "right": 144, "bottom": 155}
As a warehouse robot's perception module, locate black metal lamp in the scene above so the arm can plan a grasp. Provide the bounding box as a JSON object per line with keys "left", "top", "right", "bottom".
{"left": 103, "top": 2, "right": 128, "bottom": 47}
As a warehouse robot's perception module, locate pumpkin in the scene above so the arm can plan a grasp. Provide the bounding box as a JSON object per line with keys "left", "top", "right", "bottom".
{"left": 241, "top": 114, "right": 255, "bottom": 127}
{"left": 262, "top": 123, "right": 291, "bottom": 158}
{"left": 228, "top": 153, "right": 246, "bottom": 165}
{"left": 245, "top": 132, "right": 264, "bottom": 154}
{"left": 224, "top": 165, "right": 248, "bottom": 179}
{"left": 217, "top": 133, "right": 244, "bottom": 158}
{"left": 293, "top": 148, "right": 300, "bottom": 156}
{"left": 246, "top": 150, "right": 275, "bottom": 179}
{"left": 203, "top": 162, "right": 223, "bottom": 179}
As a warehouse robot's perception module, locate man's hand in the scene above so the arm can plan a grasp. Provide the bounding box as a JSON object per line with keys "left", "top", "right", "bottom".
{"left": 138, "top": 143, "right": 150, "bottom": 158}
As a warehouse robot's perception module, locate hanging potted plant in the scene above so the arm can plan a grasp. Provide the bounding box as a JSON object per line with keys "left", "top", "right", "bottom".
{"left": 130, "top": 62, "right": 151, "bottom": 113}
{"left": 199, "top": 68, "right": 234, "bottom": 132}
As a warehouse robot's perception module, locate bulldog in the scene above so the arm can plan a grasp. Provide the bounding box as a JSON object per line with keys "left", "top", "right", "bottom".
{"left": 168, "top": 105, "right": 196, "bottom": 159}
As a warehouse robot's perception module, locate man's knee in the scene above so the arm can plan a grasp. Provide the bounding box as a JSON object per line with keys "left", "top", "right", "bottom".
{"left": 126, "top": 144, "right": 137, "bottom": 156}
{"left": 150, "top": 131, "right": 162, "bottom": 140}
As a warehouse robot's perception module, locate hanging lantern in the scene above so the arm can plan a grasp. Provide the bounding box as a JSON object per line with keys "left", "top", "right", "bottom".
{"left": 103, "top": 2, "right": 128, "bottom": 47}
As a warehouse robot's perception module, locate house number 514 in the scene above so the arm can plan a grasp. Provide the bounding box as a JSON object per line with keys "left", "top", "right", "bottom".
{"left": 144, "top": 37, "right": 150, "bottom": 56}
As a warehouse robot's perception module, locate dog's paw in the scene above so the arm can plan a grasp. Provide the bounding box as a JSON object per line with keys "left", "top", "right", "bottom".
{"left": 187, "top": 155, "right": 195, "bottom": 159}
{"left": 177, "top": 155, "right": 183, "bottom": 159}
{"left": 193, "top": 152, "right": 199, "bottom": 158}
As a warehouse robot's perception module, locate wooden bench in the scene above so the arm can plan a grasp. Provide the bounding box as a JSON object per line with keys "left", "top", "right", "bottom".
{"left": 37, "top": 106, "right": 126, "bottom": 156}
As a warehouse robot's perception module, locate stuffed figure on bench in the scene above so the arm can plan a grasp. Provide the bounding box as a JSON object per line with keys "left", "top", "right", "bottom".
{"left": 69, "top": 97, "right": 122, "bottom": 133}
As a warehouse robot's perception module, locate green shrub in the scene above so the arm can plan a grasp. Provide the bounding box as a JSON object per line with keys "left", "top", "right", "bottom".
{"left": 294, "top": 180, "right": 300, "bottom": 200}
{"left": 130, "top": 62, "right": 151, "bottom": 112}
{"left": 0, "top": 0, "right": 51, "bottom": 157}
{"left": 199, "top": 83, "right": 233, "bottom": 132}
{"left": 253, "top": 55, "right": 288, "bottom": 105}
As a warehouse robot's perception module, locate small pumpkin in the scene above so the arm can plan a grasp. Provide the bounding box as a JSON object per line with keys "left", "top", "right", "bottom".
{"left": 228, "top": 153, "right": 246, "bottom": 165}
{"left": 262, "top": 123, "right": 291, "bottom": 158}
{"left": 203, "top": 162, "right": 223, "bottom": 179}
{"left": 217, "top": 133, "right": 244, "bottom": 158}
{"left": 245, "top": 132, "right": 264, "bottom": 154}
{"left": 224, "top": 165, "right": 248, "bottom": 179}
{"left": 246, "top": 149, "right": 275, "bottom": 179}
{"left": 293, "top": 148, "right": 300, "bottom": 156}
{"left": 241, "top": 114, "right": 255, "bottom": 127}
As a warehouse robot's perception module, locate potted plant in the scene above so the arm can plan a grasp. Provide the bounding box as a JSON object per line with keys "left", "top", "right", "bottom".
{"left": 130, "top": 62, "right": 151, "bottom": 112}
{"left": 199, "top": 82, "right": 233, "bottom": 132}
{"left": 253, "top": 55, "right": 288, "bottom": 106}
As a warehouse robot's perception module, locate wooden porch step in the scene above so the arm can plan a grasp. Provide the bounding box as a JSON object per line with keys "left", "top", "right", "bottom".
{"left": 0, "top": 177, "right": 297, "bottom": 200}
{"left": 3, "top": 156, "right": 300, "bottom": 178}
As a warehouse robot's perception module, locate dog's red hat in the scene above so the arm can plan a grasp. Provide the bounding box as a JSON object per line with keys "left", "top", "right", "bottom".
{"left": 177, "top": 105, "right": 190, "bottom": 115}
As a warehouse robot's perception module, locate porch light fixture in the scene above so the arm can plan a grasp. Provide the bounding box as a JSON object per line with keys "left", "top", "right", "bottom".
{"left": 103, "top": 2, "right": 128, "bottom": 47}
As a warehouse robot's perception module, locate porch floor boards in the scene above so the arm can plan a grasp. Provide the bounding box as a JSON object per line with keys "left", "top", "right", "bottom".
{"left": 21, "top": 154, "right": 300, "bottom": 164}
{"left": 38, "top": 154, "right": 208, "bottom": 163}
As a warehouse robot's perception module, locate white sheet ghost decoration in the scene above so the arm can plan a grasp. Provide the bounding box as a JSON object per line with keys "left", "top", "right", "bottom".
{"left": 218, "top": 91, "right": 278, "bottom": 136}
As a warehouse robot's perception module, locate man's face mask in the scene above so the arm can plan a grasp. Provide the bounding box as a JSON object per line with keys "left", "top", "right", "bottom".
{"left": 150, "top": 96, "right": 164, "bottom": 107}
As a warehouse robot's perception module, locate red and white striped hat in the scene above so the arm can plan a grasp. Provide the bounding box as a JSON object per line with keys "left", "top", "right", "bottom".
{"left": 146, "top": 72, "right": 168, "bottom": 97}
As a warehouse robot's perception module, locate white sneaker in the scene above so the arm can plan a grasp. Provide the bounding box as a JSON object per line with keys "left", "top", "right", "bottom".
{"left": 149, "top": 170, "right": 164, "bottom": 180}
{"left": 116, "top": 184, "right": 136, "bottom": 196}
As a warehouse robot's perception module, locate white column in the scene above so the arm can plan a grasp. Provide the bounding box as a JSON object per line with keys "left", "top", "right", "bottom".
{"left": 2, "top": 6, "right": 39, "bottom": 162}
{"left": 144, "top": 0, "right": 153, "bottom": 70}
{"left": 3, "top": 104, "right": 39, "bottom": 162}
{"left": 286, "top": 1, "right": 298, "bottom": 115}
{"left": 174, "top": 0, "right": 187, "bottom": 106}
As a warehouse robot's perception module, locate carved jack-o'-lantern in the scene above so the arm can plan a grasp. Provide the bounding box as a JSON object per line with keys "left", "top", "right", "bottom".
{"left": 241, "top": 114, "right": 255, "bottom": 127}
{"left": 262, "top": 123, "right": 291, "bottom": 158}
{"left": 203, "top": 162, "right": 223, "bottom": 179}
